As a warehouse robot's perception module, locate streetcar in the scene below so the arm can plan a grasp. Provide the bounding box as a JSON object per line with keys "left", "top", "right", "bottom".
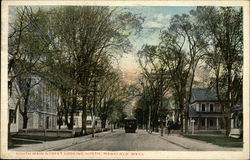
{"left": 124, "top": 116, "right": 137, "bottom": 133}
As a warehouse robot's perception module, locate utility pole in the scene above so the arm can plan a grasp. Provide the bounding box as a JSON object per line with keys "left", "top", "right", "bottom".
{"left": 160, "top": 72, "right": 164, "bottom": 136}
{"left": 141, "top": 80, "right": 147, "bottom": 131}
{"left": 91, "top": 77, "right": 98, "bottom": 138}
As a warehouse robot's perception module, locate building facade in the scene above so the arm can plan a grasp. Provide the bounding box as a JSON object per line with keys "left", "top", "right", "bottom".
{"left": 20, "top": 80, "right": 58, "bottom": 130}
{"left": 188, "top": 88, "right": 223, "bottom": 132}
{"left": 8, "top": 75, "right": 58, "bottom": 132}
{"left": 59, "top": 110, "right": 102, "bottom": 130}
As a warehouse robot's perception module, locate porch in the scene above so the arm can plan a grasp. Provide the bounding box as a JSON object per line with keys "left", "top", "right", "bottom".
{"left": 189, "top": 117, "right": 223, "bottom": 130}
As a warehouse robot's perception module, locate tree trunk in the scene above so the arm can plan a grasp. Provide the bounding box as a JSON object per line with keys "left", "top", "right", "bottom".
{"left": 225, "top": 110, "right": 231, "bottom": 136}
{"left": 23, "top": 114, "right": 28, "bottom": 129}
{"left": 176, "top": 109, "right": 179, "bottom": 123}
{"left": 69, "top": 94, "right": 77, "bottom": 130}
{"left": 22, "top": 89, "right": 30, "bottom": 129}
{"left": 81, "top": 94, "right": 87, "bottom": 135}
{"left": 101, "top": 117, "right": 107, "bottom": 128}
{"left": 179, "top": 100, "right": 184, "bottom": 133}
{"left": 111, "top": 123, "right": 113, "bottom": 132}
{"left": 8, "top": 121, "right": 12, "bottom": 147}
{"left": 180, "top": 114, "right": 183, "bottom": 133}
{"left": 184, "top": 112, "right": 189, "bottom": 134}
{"left": 148, "top": 105, "right": 151, "bottom": 132}
{"left": 69, "top": 111, "right": 74, "bottom": 130}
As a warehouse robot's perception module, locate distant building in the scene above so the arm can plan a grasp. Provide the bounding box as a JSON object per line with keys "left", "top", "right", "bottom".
{"left": 167, "top": 101, "right": 179, "bottom": 123}
{"left": 188, "top": 88, "right": 223, "bottom": 132}
{"left": 59, "top": 110, "right": 102, "bottom": 130}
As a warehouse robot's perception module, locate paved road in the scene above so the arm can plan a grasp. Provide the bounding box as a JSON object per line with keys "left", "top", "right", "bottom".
{"left": 12, "top": 129, "right": 241, "bottom": 151}
{"left": 61, "top": 129, "right": 188, "bottom": 151}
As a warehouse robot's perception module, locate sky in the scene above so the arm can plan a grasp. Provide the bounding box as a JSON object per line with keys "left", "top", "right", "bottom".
{"left": 8, "top": 6, "right": 196, "bottom": 85}
{"left": 116, "top": 6, "right": 196, "bottom": 114}
{"left": 117, "top": 6, "right": 196, "bottom": 84}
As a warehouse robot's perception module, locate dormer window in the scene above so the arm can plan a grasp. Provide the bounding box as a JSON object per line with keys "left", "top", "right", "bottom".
{"left": 210, "top": 103, "right": 214, "bottom": 112}
{"left": 201, "top": 104, "right": 206, "bottom": 112}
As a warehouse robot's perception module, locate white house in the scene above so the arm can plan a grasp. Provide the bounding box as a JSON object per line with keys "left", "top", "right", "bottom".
{"left": 59, "top": 110, "right": 102, "bottom": 130}
{"left": 188, "top": 88, "right": 224, "bottom": 132}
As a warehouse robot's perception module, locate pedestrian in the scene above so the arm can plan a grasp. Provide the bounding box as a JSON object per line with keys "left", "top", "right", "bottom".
{"left": 167, "top": 121, "right": 173, "bottom": 135}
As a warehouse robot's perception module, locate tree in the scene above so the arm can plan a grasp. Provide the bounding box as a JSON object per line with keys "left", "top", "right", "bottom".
{"left": 9, "top": 7, "right": 52, "bottom": 129}
{"left": 137, "top": 45, "right": 170, "bottom": 132}
{"left": 193, "top": 7, "right": 243, "bottom": 135}
{"left": 46, "top": 6, "right": 143, "bottom": 135}
{"left": 98, "top": 72, "right": 133, "bottom": 129}
{"left": 157, "top": 12, "right": 206, "bottom": 133}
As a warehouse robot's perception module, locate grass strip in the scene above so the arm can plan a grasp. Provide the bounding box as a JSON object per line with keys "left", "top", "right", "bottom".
{"left": 184, "top": 135, "right": 243, "bottom": 148}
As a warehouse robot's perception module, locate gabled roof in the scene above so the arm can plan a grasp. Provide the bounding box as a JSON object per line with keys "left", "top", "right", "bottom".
{"left": 232, "top": 104, "right": 243, "bottom": 111}
{"left": 191, "top": 88, "right": 218, "bottom": 102}
{"left": 124, "top": 116, "right": 136, "bottom": 120}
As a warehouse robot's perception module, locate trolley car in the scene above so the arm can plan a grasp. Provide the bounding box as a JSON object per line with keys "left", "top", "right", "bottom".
{"left": 124, "top": 116, "right": 137, "bottom": 133}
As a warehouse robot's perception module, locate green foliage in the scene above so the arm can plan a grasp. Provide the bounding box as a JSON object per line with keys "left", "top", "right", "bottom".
{"left": 184, "top": 135, "right": 243, "bottom": 148}
{"left": 9, "top": 6, "right": 143, "bottom": 131}
{"left": 136, "top": 6, "right": 243, "bottom": 134}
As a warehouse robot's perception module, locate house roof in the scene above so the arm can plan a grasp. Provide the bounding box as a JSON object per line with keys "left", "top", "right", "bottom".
{"left": 191, "top": 88, "right": 218, "bottom": 102}
{"left": 232, "top": 104, "right": 243, "bottom": 111}
{"left": 124, "top": 116, "right": 136, "bottom": 120}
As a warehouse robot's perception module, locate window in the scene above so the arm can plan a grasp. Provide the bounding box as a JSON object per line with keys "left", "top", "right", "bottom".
{"left": 201, "top": 104, "right": 206, "bottom": 112}
{"left": 9, "top": 109, "right": 16, "bottom": 124}
{"left": 210, "top": 120, "right": 214, "bottom": 126}
{"left": 201, "top": 119, "right": 205, "bottom": 126}
{"left": 210, "top": 104, "right": 214, "bottom": 112}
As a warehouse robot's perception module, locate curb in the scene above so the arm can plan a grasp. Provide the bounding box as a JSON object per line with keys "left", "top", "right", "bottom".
{"left": 11, "top": 130, "right": 116, "bottom": 151}
{"left": 44, "top": 131, "right": 114, "bottom": 151}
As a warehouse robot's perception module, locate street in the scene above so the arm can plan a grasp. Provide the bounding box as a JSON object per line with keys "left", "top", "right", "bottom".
{"left": 11, "top": 129, "right": 242, "bottom": 151}
{"left": 58, "top": 129, "right": 241, "bottom": 151}
{"left": 61, "top": 129, "right": 186, "bottom": 151}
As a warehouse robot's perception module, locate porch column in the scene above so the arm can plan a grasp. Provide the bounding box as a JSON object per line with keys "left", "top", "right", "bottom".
{"left": 216, "top": 117, "right": 219, "bottom": 130}
{"left": 231, "top": 118, "right": 234, "bottom": 128}
{"left": 205, "top": 117, "right": 207, "bottom": 130}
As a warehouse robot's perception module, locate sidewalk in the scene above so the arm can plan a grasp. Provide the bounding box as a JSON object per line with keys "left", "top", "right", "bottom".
{"left": 11, "top": 130, "right": 115, "bottom": 151}
{"left": 150, "top": 132, "right": 242, "bottom": 151}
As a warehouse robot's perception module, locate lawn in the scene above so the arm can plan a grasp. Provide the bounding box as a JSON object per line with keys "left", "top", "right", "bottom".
{"left": 8, "top": 135, "right": 69, "bottom": 149}
{"left": 184, "top": 135, "right": 243, "bottom": 148}
{"left": 9, "top": 139, "right": 42, "bottom": 149}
